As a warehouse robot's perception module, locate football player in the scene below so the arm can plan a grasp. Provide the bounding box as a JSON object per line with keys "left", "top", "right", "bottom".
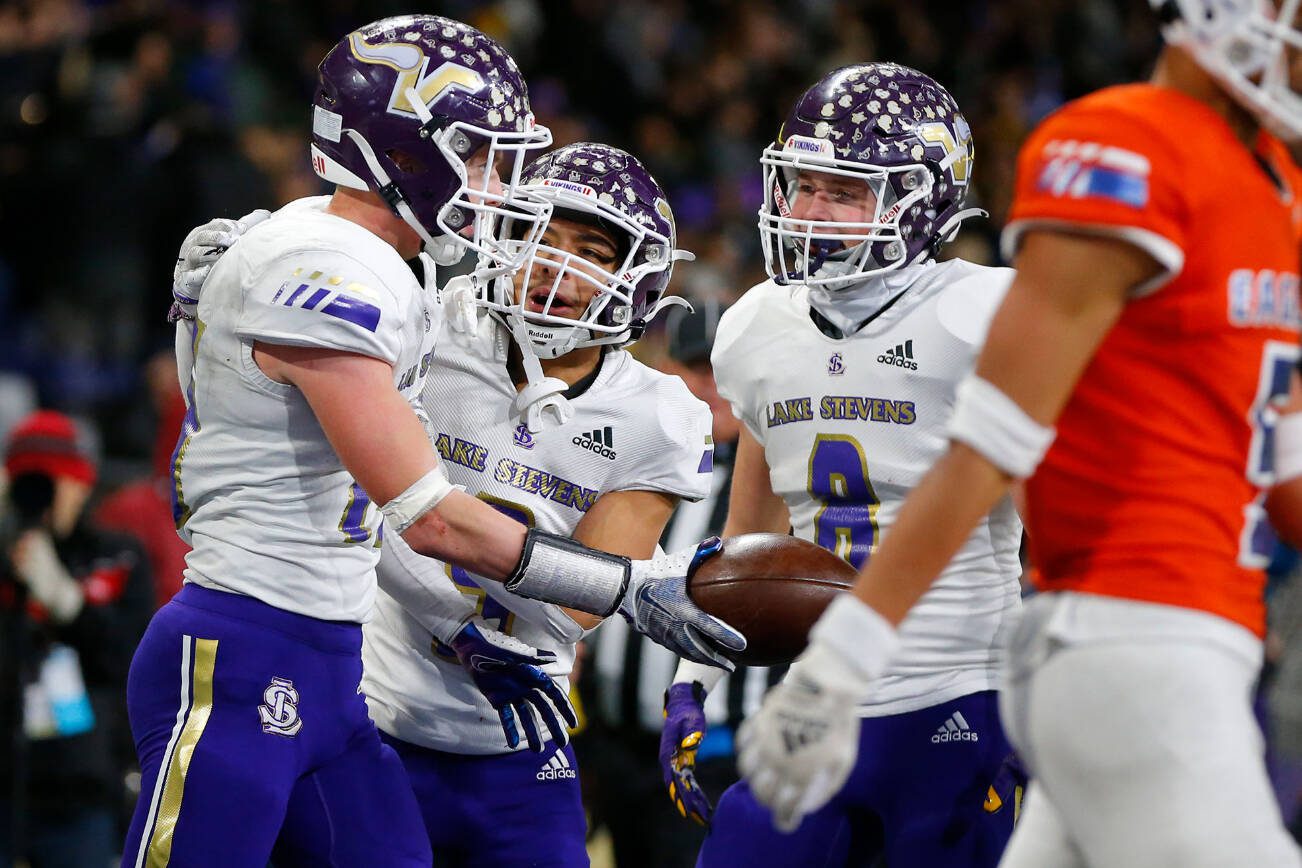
{"left": 124, "top": 16, "right": 741, "bottom": 868}
{"left": 661, "top": 63, "right": 1026, "bottom": 867}
{"left": 739, "top": 3, "right": 1302, "bottom": 866}
{"left": 360, "top": 142, "right": 713, "bottom": 866}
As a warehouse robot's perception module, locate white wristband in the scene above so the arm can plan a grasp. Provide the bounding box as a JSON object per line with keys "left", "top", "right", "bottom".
{"left": 380, "top": 466, "right": 459, "bottom": 534}
{"left": 807, "top": 594, "right": 900, "bottom": 685}
{"left": 947, "top": 374, "right": 1056, "bottom": 479}
{"left": 672, "top": 658, "right": 727, "bottom": 693}
{"left": 1276, "top": 412, "right": 1302, "bottom": 484}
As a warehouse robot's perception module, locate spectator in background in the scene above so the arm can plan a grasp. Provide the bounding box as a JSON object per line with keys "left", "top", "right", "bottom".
{"left": 580, "top": 299, "right": 783, "bottom": 868}
{"left": 94, "top": 348, "right": 189, "bottom": 606}
{"left": 0, "top": 410, "right": 153, "bottom": 867}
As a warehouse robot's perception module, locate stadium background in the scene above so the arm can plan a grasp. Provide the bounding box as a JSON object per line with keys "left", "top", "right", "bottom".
{"left": 3, "top": 0, "right": 1302, "bottom": 865}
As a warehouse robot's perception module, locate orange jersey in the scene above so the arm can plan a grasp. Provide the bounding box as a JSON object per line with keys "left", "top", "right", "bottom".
{"left": 1004, "top": 84, "right": 1302, "bottom": 636}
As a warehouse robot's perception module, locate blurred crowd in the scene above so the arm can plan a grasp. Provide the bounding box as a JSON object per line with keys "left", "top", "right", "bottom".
{"left": 0, "top": 0, "right": 1161, "bottom": 476}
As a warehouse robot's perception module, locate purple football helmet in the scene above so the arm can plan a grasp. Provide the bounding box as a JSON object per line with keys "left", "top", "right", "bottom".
{"left": 310, "top": 15, "right": 552, "bottom": 269}
{"left": 759, "top": 63, "right": 982, "bottom": 289}
{"left": 482, "top": 142, "right": 693, "bottom": 358}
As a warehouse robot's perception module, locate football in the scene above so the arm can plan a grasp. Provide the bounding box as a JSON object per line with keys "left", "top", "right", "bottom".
{"left": 688, "top": 533, "right": 859, "bottom": 666}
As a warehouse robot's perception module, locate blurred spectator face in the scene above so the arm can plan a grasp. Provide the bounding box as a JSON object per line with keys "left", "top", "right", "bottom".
{"left": 5, "top": 410, "right": 96, "bottom": 538}
{"left": 788, "top": 169, "right": 876, "bottom": 249}
{"left": 515, "top": 216, "right": 621, "bottom": 322}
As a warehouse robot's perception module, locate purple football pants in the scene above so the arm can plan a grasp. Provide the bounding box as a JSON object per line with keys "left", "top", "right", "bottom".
{"left": 380, "top": 732, "right": 588, "bottom": 867}
{"left": 122, "top": 584, "right": 430, "bottom": 867}
{"left": 698, "top": 690, "right": 1017, "bottom": 868}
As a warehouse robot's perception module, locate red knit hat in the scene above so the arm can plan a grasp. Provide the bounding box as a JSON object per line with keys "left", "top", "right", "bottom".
{"left": 4, "top": 410, "right": 96, "bottom": 486}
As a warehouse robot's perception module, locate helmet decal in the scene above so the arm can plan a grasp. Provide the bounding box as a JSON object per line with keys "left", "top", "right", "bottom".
{"left": 348, "top": 33, "right": 486, "bottom": 120}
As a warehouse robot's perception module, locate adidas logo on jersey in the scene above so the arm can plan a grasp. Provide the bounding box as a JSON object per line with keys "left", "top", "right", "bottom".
{"left": 877, "top": 340, "right": 918, "bottom": 371}
{"left": 573, "top": 426, "right": 616, "bottom": 460}
{"left": 931, "top": 711, "right": 979, "bottom": 744}
{"left": 537, "top": 749, "right": 577, "bottom": 781}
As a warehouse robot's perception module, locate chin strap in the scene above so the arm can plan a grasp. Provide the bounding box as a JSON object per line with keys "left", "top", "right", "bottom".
{"left": 507, "top": 314, "right": 573, "bottom": 432}
{"left": 442, "top": 275, "right": 481, "bottom": 334}
{"left": 932, "top": 207, "right": 987, "bottom": 247}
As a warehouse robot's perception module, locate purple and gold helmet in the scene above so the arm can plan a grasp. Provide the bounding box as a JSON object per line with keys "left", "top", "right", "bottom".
{"left": 310, "top": 15, "right": 552, "bottom": 268}
{"left": 484, "top": 142, "right": 694, "bottom": 358}
{"left": 759, "top": 63, "right": 982, "bottom": 289}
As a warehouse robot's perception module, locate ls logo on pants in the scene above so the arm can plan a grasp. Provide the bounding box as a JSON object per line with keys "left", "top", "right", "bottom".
{"left": 259, "top": 677, "right": 303, "bottom": 736}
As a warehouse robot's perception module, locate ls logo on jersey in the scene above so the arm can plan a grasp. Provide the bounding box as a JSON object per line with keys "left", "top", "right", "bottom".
{"left": 1035, "top": 139, "right": 1149, "bottom": 209}
{"left": 828, "top": 353, "right": 845, "bottom": 375}
{"left": 513, "top": 423, "right": 535, "bottom": 449}
{"left": 258, "top": 677, "right": 303, "bottom": 737}
{"left": 348, "top": 32, "right": 485, "bottom": 119}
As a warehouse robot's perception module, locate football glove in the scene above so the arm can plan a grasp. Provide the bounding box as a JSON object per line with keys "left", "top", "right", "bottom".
{"left": 622, "top": 537, "right": 746, "bottom": 671}
{"left": 170, "top": 209, "right": 270, "bottom": 321}
{"left": 660, "top": 681, "right": 713, "bottom": 826}
{"left": 449, "top": 616, "right": 577, "bottom": 753}
{"left": 737, "top": 594, "right": 896, "bottom": 832}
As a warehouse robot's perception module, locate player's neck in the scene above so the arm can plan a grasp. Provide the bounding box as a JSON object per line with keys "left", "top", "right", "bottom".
{"left": 326, "top": 188, "right": 422, "bottom": 259}
{"left": 1151, "top": 46, "right": 1259, "bottom": 148}
{"left": 507, "top": 342, "right": 603, "bottom": 389}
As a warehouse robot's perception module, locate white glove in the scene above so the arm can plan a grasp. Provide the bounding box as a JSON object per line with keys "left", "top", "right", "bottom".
{"left": 736, "top": 594, "right": 897, "bottom": 832}
{"left": 171, "top": 209, "right": 271, "bottom": 320}
{"left": 10, "top": 530, "right": 84, "bottom": 623}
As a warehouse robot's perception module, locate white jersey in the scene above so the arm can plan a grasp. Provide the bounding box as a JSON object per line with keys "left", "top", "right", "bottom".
{"left": 177, "top": 197, "right": 438, "bottom": 622}
{"left": 362, "top": 316, "right": 713, "bottom": 754}
{"left": 712, "top": 259, "right": 1024, "bottom": 716}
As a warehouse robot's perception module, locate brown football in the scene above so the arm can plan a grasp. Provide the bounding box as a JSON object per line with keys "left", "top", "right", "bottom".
{"left": 688, "top": 533, "right": 858, "bottom": 666}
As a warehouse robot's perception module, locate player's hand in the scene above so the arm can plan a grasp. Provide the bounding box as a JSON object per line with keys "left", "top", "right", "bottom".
{"left": 449, "top": 616, "right": 578, "bottom": 753}
{"left": 10, "top": 530, "right": 83, "bottom": 624}
{"left": 171, "top": 209, "right": 270, "bottom": 321}
{"left": 623, "top": 538, "right": 746, "bottom": 670}
{"left": 737, "top": 594, "right": 896, "bottom": 832}
{"left": 736, "top": 643, "right": 861, "bottom": 832}
{"left": 660, "top": 681, "right": 713, "bottom": 826}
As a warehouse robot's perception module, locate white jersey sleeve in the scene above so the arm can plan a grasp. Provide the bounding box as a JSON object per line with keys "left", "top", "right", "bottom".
{"left": 711, "top": 282, "right": 785, "bottom": 442}
{"left": 615, "top": 372, "right": 714, "bottom": 502}
{"left": 235, "top": 247, "right": 405, "bottom": 364}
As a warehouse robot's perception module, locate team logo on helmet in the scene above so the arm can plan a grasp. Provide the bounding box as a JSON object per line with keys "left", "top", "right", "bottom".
{"left": 914, "top": 118, "right": 973, "bottom": 184}
{"left": 348, "top": 33, "right": 486, "bottom": 120}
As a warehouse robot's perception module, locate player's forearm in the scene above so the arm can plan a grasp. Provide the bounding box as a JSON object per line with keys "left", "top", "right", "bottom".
{"left": 562, "top": 488, "right": 678, "bottom": 630}
{"left": 376, "top": 531, "right": 477, "bottom": 644}
{"left": 724, "top": 428, "right": 790, "bottom": 536}
{"left": 401, "top": 489, "right": 529, "bottom": 581}
{"left": 850, "top": 442, "right": 1012, "bottom": 625}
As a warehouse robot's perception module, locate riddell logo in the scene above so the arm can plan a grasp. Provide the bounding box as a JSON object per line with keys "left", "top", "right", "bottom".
{"left": 573, "top": 426, "right": 616, "bottom": 460}
{"left": 537, "top": 750, "right": 577, "bottom": 781}
{"left": 931, "top": 711, "right": 979, "bottom": 744}
{"left": 877, "top": 339, "right": 918, "bottom": 371}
